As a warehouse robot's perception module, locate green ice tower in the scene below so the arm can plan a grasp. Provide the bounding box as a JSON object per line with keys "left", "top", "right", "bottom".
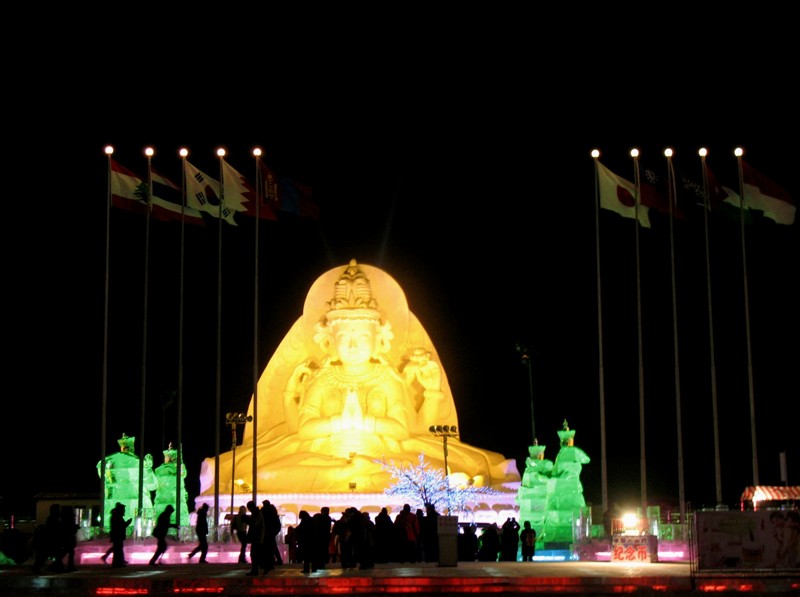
{"left": 515, "top": 420, "right": 591, "bottom": 549}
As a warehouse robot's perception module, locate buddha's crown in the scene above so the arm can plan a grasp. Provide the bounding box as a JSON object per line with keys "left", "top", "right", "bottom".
{"left": 325, "top": 259, "right": 380, "bottom": 320}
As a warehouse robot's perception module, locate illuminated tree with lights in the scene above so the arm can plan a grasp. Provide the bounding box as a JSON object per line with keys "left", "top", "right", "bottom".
{"left": 377, "top": 453, "right": 500, "bottom": 515}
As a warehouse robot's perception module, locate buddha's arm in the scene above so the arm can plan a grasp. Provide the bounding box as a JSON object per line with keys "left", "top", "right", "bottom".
{"left": 296, "top": 387, "right": 335, "bottom": 439}
{"left": 369, "top": 394, "right": 410, "bottom": 439}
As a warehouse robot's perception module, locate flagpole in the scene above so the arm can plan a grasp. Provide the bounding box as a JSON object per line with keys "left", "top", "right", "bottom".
{"left": 252, "top": 149, "right": 262, "bottom": 503}
{"left": 734, "top": 147, "right": 759, "bottom": 486}
{"left": 139, "top": 147, "right": 155, "bottom": 531}
{"left": 591, "top": 150, "right": 608, "bottom": 515}
{"left": 631, "top": 148, "right": 648, "bottom": 512}
{"left": 699, "top": 148, "right": 723, "bottom": 506}
{"left": 176, "top": 147, "right": 190, "bottom": 530}
{"left": 664, "top": 149, "right": 686, "bottom": 523}
{"left": 101, "top": 146, "right": 114, "bottom": 528}
{"left": 213, "top": 148, "right": 225, "bottom": 540}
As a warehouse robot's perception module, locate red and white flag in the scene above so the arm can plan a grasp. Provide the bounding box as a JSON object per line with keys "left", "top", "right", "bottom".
{"left": 596, "top": 160, "right": 651, "bottom": 228}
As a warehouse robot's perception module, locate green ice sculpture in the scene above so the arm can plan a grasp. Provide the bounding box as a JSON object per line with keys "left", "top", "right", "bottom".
{"left": 515, "top": 420, "right": 591, "bottom": 548}
{"left": 153, "top": 443, "right": 189, "bottom": 529}
{"left": 96, "top": 433, "right": 158, "bottom": 531}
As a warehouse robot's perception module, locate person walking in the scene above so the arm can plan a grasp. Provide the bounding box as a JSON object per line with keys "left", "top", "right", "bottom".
{"left": 109, "top": 503, "right": 132, "bottom": 568}
{"left": 57, "top": 505, "right": 79, "bottom": 572}
{"left": 32, "top": 504, "right": 61, "bottom": 574}
{"left": 150, "top": 505, "right": 178, "bottom": 565}
{"left": 261, "top": 500, "right": 283, "bottom": 566}
{"left": 187, "top": 503, "right": 210, "bottom": 563}
{"left": 231, "top": 505, "right": 249, "bottom": 564}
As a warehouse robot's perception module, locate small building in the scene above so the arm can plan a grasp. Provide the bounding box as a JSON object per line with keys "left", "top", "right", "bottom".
{"left": 33, "top": 492, "right": 102, "bottom": 529}
{"left": 739, "top": 485, "right": 800, "bottom": 511}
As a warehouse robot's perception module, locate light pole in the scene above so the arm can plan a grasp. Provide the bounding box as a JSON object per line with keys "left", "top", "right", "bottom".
{"left": 429, "top": 425, "right": 458, "bottom": 478}
{"left": 516, "top": 343, "right": 536, "bottom": 444}
{"left": 225, "top": 412, "right": 252, "bottom": 515}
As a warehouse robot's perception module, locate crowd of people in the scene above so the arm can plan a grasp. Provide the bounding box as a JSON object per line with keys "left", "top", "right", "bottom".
{"left": 28, "top": 499, "right": 538, "bottom": 574}
{"left": 280, "top": 504, "right": 536, "bottom": 570}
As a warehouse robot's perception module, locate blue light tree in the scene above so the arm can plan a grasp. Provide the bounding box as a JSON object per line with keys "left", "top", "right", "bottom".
{"left": 377, "top": 453, "right": 500, "bottom": 514}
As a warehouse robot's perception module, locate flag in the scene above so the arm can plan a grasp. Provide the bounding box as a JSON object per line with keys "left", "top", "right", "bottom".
{"left": 680, "top": 165, "right": 750, "bottom": 223}
{"left": 110, "top": 159, "right": 149, "bottom": 216}
{"left": 110, "top": 159, "right": 205, "bottom": 225}
{"left": 639, "top": 162, "right": 670, "bottom": 214}
{"left": 596, "top": 160, "right": 651, "bottom": 228}
{"left": 184, "top": 160, "right": 239, "bottom": 226}
{"left": 238, "top": 161, "right": 278, "bottom": 221}
{"left": 741, "top": 160, "right": 795, "bottom": 225}
{"left": 150, "top": 168, "right": 205, "bottom": 225}
{"left": 220, "top": 159, "right": 254, "bottom": 213}
{"left": 254, "top": 161, "right": 318, "bottom": 220}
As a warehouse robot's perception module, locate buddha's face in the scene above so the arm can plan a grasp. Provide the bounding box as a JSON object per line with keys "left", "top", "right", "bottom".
{"left": 330, "top": 318, "right": 377, "bottom": 366}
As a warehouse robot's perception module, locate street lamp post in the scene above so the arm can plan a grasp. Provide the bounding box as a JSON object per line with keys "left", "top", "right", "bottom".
{"left": 429, "top": 425, "right": 458, "bottom": 515}
{"left": 516, "top": 343, "right": 536, "bottom": 444}
{"left": 429, "top": 425, "right": 458, "bottom": 478}
{"left": 225, "top": 412, "right": 252, "bottom": 515}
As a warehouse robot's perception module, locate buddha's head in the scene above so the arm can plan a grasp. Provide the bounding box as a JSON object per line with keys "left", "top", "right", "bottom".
{"left": 314, "top": 259, "right": 393, "bottom": 362}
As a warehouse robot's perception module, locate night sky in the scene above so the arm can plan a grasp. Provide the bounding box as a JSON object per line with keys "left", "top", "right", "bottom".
{"left": 3, "top": 13, "right": 798, "bottom": 520}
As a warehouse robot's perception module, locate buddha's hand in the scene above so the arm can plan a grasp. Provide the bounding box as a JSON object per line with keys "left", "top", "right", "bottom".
{"left": 286, "top": 362, "right": 314, "bottom": 396}
{"left": 404, "top": 349, "right": 442, "bottom": 391}
{"left": 415, "top": 358, "right": 442, "bottom": 392}
{"left": 144, "top": 454, "right": 153, "bottom": 468}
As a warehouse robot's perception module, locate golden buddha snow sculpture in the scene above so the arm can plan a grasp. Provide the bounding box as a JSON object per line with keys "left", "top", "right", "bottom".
{"left": 198, "top": 260, "right": 520, "bottom": 496}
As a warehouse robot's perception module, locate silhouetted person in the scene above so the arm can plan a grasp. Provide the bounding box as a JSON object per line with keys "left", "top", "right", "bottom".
{"left": 57, "top": 505, "right": 79, "bottom": 572}
{"left": 500, "top": 517, "right": 520, "bottom": 561}
{"left": 150, "top": 505, "right": 178, "bottom": 565}
{"left": 230, "top": 504, "right": 249, "bottom": 564}
{"left": 31, "top": 507, "right": 58, "bottom": 575}
{"left": 421, "top": 503, "right": 439, "bottom": 562}
{"left": 332, "top": 508, "right": 355, "bottom": 569}
{"left": 477, "top": 523, "right": 500, "bottom": 562}
{"left": 42, "top": 503, "right": 64, "bottom": 573}
{"left": 394, "top": 504, "right": 420, "bottom": 563}
{"left": 188, "top": 503, "right": 209, "bottom": 563}
{"left": 261, "top": 500, "right": 282, "bottom": 566}
{"left": 245, "top": 500, "right": 269, "bottom": 576}
{"left": 312, "top": 506, "right": 333, "bottom": 571}
{"left": 109, "top": 502, "right": 132, "bottom": 568}
{"left": 458, "top": 524, "right": 479, "bottom": 561}
{"left": 373, "top": 507, "right": 394, "bottom": 563}
{"left": 295, "top": 510, "right": 315, "bottom": 573}
{"left": 354, "top": 510, "right": 375, "bottom": 570}
{"left": 520, "top": 520, "right": 536, "bottom": 561}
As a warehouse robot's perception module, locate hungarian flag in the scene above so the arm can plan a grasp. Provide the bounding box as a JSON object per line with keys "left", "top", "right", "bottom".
{"left": 741, "top": 161, "right": 795, "bottom": 225}
{"left": 596, "top": 160, "right": 651, "bottom": 228}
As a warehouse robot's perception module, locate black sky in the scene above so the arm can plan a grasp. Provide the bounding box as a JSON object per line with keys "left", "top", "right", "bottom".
{"left": 3, "top": 12, "right": 798, "bottom": 519}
